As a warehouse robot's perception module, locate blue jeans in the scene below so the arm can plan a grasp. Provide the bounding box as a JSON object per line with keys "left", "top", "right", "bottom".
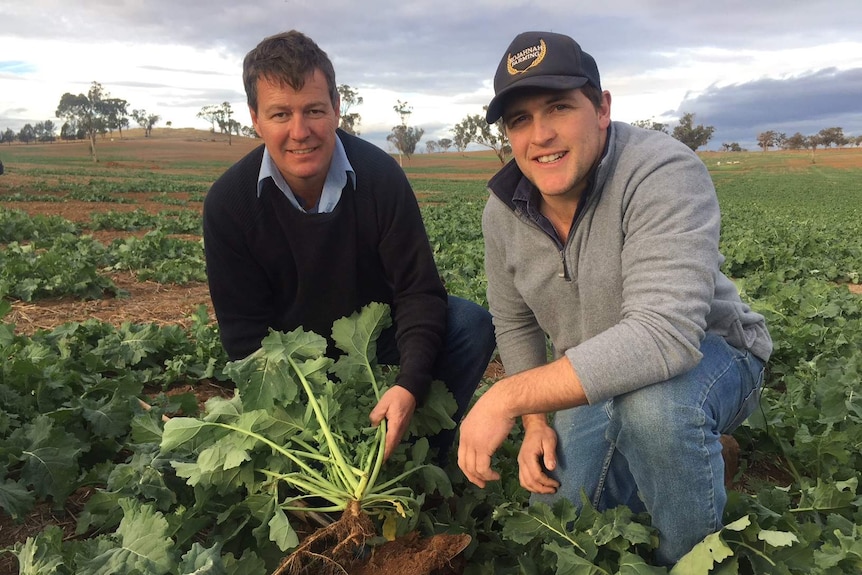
{"left": 378, "top": 296, "right": 496, "bottom": 453}
{"left": 531, "top": 333, "right": 766, "bottom": 565}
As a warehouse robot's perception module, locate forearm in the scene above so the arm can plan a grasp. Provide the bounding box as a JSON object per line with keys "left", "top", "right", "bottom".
{"left": 484, "top": 356, "right": 587, "bottom": 420}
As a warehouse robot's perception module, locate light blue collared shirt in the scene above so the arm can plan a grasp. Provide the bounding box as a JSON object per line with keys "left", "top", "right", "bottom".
{"left": 256, "top": 135, "right": 356, "bottom": 214}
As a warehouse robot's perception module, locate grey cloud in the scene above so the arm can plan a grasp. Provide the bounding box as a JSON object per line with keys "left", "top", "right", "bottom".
{"left": 673, "top": 68, "right": 862, "bottom": 148}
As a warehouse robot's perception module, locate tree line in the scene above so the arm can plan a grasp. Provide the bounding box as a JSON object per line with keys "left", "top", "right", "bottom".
{"left": 18, "top": 80, "right": 857, "bottom": 165}
{"left": 1, "top": 81, "right": 162, "bottom": 162}
{"left": 756, "top": 127, "right": 862, "bottom": 152}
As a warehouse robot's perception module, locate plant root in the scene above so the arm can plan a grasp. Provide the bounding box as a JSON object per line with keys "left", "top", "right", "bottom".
{"left": 271, "top": 500, "right": 375, "bottom": 575}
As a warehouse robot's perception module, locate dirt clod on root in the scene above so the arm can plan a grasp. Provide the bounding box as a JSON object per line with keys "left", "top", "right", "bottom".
{"left": 272, "top": 499, "right": 374, "bottom": 575}
{"left": 352, "top": 531, "right": 472, "bottom": 575}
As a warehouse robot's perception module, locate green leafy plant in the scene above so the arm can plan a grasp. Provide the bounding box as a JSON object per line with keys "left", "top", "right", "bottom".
{"left": 160, "top": 302, "right": 455, "bottom": 573}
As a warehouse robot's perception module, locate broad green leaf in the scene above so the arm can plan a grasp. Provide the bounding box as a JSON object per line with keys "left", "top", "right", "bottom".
{"left": 221, "top": 549, "right": 267, "bottom": 575}
{"left": 177, "top": 542, "right": 226, "bottom": 575}
{"left": 408, "top": 379, "right": 457, "bottom": 436}
{"left": 268, "top": 506, "right": 300, "bottom": 551}
{"left": 230, "top": 353, "right": 298, "bottom": 411}
{"left": 544, "top": 540, "right": 601, "bottom": 574}
{"left": 617, "top": 551, "right": 669, "bottom": 574}
{"left": 78, "top": 498, "right": 174, "bottom": 575}
{"left": 501, "top": 500, "right": 581, "bottom": 548}
{"left": 670, "top": 530, "right": 733, "bottom": 575}
{"left": 16, "top": 525, "right": 66, "bottom": 575}
{"left": 130, "top": 411, "right": 165, "bottom": 444}
{"left": 80, "top": 393, "right": 133, "bottom": 438}
{"left": 161, "top": 417, "right": 211, "bottom": 451}
{"left": 15, "top": 416, "right": 84, "bottom": 501}
{"left": 757, "top": 529, "right": 799, "bottom": 548}
{"left": 0, "top": 478, "right": 35, "bottom": 519}
{"left": 330, "top": 302, "right": 392, "bottom": 390}
{"left": 332, "top": 302, "right": 391, "bottom": 357}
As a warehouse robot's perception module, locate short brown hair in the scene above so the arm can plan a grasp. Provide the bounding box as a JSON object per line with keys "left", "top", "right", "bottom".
{"left": 580, "top": 84, "right": 604, "bottom": 110}
{"left": 242, "top": 30, "right": 338, "bottom": 112}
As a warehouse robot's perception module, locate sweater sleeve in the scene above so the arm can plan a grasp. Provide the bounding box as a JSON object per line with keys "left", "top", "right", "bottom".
{"left": 483, "top": 195, "right": 550, "bottom": 375}
{"left": 371, "top": 155, "right": 447, "bottom": 402}
{"left": 566, "top": 141, "right": 719, "bottom": 403}
{"left": 202, "top": 151, "right": 275, "bottom": 360}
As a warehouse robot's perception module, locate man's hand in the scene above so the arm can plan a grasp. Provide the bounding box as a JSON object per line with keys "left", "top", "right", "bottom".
{"left": 369, "top": 385, "right": 416, "bottom": 460}
{"left": 457, "top": 386, "right": 515, "bottom": 488}
{"left": 518, "top": 415, "right": 560, "bottom": 494}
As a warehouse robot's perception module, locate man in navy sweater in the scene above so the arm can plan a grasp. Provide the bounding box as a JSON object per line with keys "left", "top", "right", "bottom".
{"left": 203, "top": 30, "right": 495, "bottom": 460}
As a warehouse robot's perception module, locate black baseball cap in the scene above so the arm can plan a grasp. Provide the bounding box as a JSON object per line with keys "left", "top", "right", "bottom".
{"left": 486, "top": 31, "right": 602, "bottom": 124}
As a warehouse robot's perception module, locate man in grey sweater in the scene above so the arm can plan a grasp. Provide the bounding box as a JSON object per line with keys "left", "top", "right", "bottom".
{"left": 457, "top": 31, "right": 772, "bottom": 566}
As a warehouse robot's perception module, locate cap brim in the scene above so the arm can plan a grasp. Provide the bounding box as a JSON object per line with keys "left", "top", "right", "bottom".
{"left": 485, "top": 75, "right": 590, "bottom": 124}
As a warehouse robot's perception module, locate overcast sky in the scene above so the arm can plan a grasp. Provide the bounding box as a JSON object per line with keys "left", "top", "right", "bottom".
{"left": 2, "top": 1, "right": 861, "bottom": 152}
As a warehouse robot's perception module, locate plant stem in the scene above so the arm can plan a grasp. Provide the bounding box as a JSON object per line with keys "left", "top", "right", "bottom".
{"left": 287, "top": 356, "right": 360, "bottom": 494}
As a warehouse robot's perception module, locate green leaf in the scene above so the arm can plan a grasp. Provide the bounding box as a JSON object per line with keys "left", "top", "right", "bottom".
{"left": 544, "top": 540, "right": 601, "bottom": 574}
{"left": 501, "top": 500, "right": 580, "bottom": 547}
{"left": 757, "top": 529, "right": 799, "bottom": 548}
{"left": 78, "top": 498, "right": 174, "bottom": 575}
{"left": 330, "top": 302, "right": 392, "bottom": 393}
{"left": 160, "top": 417, "right": 212, "bottom": 452}
{"left": 670, "top": 530, "right": 733, "bottom": 575}
{"left": 0, "top": 478, "right": 35, "bottom": 519}
{"left": 15, "top": 525, "right": 66, "bottom": 575}
{"left": 617, "top": 551, "right": 669, "bottom": 574}
{"left": 14, "top": 415, "right": 85, "bottom": 501}
{"left": 177, "top": 542, "right": 226, "bottom": 575}
{"left": 268, "top": 506, "right": 300, "bottom": 551}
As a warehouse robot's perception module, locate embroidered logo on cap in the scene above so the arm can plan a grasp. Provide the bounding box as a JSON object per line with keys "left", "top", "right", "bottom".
{"left": 506, "top": 39, "right": 546, "bottom": 76}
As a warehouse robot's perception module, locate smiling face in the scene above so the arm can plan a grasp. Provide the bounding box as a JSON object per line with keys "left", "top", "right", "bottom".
{"left": 502, "top": 87, "right": 611, "bottom": 203}
{"left": 249, "top": 69, "right": 340, "bottom": 199}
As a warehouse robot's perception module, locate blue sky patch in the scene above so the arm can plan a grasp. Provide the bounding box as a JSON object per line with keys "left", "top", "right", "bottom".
{"left": 0, "top": 61, "right": 36, "bottom": 74}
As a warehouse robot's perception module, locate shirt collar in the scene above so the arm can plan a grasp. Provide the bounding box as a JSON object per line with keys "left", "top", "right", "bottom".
{"left": 256, "top": 134, "right": 356, "bottom": 212}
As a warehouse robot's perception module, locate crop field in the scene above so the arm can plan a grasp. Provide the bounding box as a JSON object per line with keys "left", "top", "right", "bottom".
{"left": 0, "top": 131, "right": 860, "bottom": 574}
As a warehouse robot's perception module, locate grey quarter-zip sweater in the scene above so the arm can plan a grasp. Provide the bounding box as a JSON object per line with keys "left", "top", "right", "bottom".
{"left": 483, "top": 121, "right": 772, "bottom": 405}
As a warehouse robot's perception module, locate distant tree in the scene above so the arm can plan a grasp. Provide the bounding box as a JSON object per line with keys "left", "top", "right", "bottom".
{"left": 451, "top": 122, "right": 471, "bottom": 152}
{"left": 757, "top": 130, "right": 776, "bottom": 152}
{"left": 721, "top": 142, "right": 743, "bottom": 152}
{"left": 631, "top": 118, "right": 668, "bottom": 133}
{"left": 337, "top": 84, "right": 363, "bottom": 135}
{"left": 854, "top": 135, "right": 862, "bottom": 147}
{"left": 774, "top": 132, "right": 787, "bottom": 150}
{"left": 18, "top": 124, "right": 36, "bottom": 144}
{"left": 425, "top": 140, "right": 439, "bottom": 154}
{"left": 213, "top": 102, "right": 234, "bottom": 145}
{"left": 56, "top": 81, "right": 110, "bottom": 161}
{"left": 452, "top": 108, "right": 510, "bottom": 164}
{"left": 817, "top": 127, "right": 847, "bottom": 148}
{"left": 131, "top": 109, "right": 160, "bottom": 137}
{"left": 34, "top": 120, "right": 56, "bottom": 142}
{"left": 785, "top": 132, "right": 806, "bottom": 150}
{"left": 804, "top": 134, "right": 826, "bottom": 164}
{"left": 241, "top": 125, "right": 259, "bottom": 138}
{"left": 103, "top": 98, "right": 129, "bottom": 138}
{"left": 1, "top": 128, "right": 15, "bottom": 145}
{"left": 60, "top": 121, "right": 83, "bottom": 141}
{"left": 437, "top": 138, "right": 453, "bottom": 152}
{"left": 671, "top": 112, "right": 714, "bottom": 151}
{"left": 197, "top": 105, "right": 221, "bottom": 133}
{"left": 166, "top": 120, "right": 172, "bottom": 128}
{"left": 387, "top": 100, "right": 423, "bottom": 163}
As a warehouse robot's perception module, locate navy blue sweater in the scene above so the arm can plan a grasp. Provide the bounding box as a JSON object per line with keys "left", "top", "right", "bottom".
{"left": 203, "top": 130, "right": 447, "bottom": 399}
